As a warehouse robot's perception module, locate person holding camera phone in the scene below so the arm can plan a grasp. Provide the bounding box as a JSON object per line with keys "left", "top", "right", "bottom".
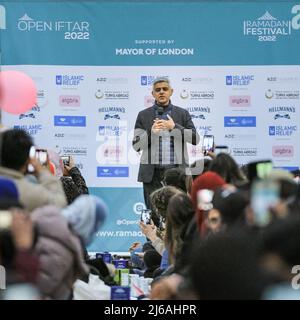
{"left": 202, "top": 134, "right": 215, "bottom": 157}
{"left": 60, "top": 155, "right": 89, "bottom": 204}
{"left": 0, "top": 129, "right": 67, "bottom": 211}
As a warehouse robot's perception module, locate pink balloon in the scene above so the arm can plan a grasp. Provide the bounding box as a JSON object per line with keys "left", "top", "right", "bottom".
{"left": 0, "top": 70, "right": 37, "bottom": 115}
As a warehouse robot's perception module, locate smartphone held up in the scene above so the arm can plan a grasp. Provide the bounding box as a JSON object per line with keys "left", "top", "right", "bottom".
{"left": 61, "top": 156, "right": 70, "bottom": 166}
{"left": 251, "top": 179, "right": 279, "bottom": 227}
{"left": 140, "top": 209, "right": 151, "bottom": 225}
{"left": 35, "top": 149, "right": 48, "bottom": 166}
{"left": 27, "top": 146, "right": 48, "bottom": 173}
{"left": 202, "top": 135, "right": 214, "bottom": 155}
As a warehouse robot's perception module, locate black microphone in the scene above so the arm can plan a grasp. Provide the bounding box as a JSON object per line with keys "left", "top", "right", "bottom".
{"left": 157, "top": 106, "right": 164, "bottom": 117}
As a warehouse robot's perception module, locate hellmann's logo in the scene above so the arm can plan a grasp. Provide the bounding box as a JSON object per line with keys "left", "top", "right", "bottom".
{"left": 272, "top": 146, "right": 294, "bottom": 157}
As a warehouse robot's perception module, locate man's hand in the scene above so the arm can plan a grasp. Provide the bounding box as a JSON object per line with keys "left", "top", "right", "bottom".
{"left": 129, "top": 241, "right": 141, "bottom": 252}
{"left": 205, "top": 150, "right": 216, "bottom": 159}
{"left": 152, "top": 115, "right": 175, "bottom": 133}
{"left": 63, "top": 156, "right": 76, "bottom": 176}
{"left": 28, "top": 156, "right": 44, "bottom": 176}
{"left": 152, "top": 118, "right": 164, "bottom": 134}
{"left": 139, "top": 220, "right": 158, "bottom": 242}
{"left": 165, "top": 114, "right": 175, "bottom": 130}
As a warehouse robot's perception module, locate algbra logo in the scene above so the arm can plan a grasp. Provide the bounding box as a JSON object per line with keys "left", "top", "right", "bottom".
{"left": 0, "top": 5, "right": 6, "bottom": 30}
{"left": 59, "top": 95, "right": 80, "bottom": 107}
{"left": 243, "top": 6, "right": 300, "bottom": 42}
{"left": 272, "top": 146, "right": 294, "bottom": 157}
{"left": 229, "top": 95, "right": 251, "bottom": 107}
{"left": 17, "top": 13, "right": 90, "bottom": 40}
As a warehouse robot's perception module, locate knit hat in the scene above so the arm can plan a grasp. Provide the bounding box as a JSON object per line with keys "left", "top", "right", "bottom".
{"left": 61, "top": 195, "right": 108, "bottom": 245}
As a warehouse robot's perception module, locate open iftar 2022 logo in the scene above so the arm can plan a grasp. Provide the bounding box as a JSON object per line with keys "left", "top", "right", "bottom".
{"left": 243, "top": 6, "right": 300, "bottom": 42}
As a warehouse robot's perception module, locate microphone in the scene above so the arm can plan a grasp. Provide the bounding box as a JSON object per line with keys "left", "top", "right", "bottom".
{"left": 157, "top": 106, "right": 164, "bottom": 117}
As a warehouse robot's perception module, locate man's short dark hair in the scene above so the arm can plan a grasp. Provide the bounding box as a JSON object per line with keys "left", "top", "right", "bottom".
{"left": 152, "top": 77, "right": 171, "bottom": 88}
{"left": 0, "top": 129, "right": 33, "bottom": 170}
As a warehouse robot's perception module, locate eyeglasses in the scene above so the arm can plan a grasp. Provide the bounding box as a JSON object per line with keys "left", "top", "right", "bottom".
{"left": 154, "top": 87, "right": 169, "bottom": 93}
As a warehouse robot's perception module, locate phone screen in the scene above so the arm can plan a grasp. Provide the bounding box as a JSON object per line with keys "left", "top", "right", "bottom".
{"left": 256, "top": 162, "right": 273, "bottom": 179}
{"left": 197, "top": 189, "right": 214, "bottom": 211}
{"left": 247, "top": 160, "right": 273, "bottom": 182}
{"left": 61, "top": 156, "right": 70, "bottom": 166}
{"left": 251, "top": 180, "right": 279, "bottom": 227}
{"left": 36, "top": 149, "right": 48, "bottom": 166}
{"left": 203, "top": 135, "right": 214, "bottom": 153}
{"left": 29, "top": 146, "right": 36, "bottom": 159}
{"left": 140, "top": 209, "right": 151, "bottom": 224}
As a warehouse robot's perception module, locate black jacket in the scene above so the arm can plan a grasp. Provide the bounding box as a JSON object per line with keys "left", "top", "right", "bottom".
{"left": 132, "top": 104, "right": 199, "bottom": 183}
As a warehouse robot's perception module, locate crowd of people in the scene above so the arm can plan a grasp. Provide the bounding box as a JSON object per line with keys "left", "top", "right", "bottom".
{"left": 0, "top": 128, "right": 109, "bottom": 299}
{"left": 132, "top": 153, "right": 300, "bottom": 299}
{"left": 0, "top": 127, "right": 300, "bottom": 300}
